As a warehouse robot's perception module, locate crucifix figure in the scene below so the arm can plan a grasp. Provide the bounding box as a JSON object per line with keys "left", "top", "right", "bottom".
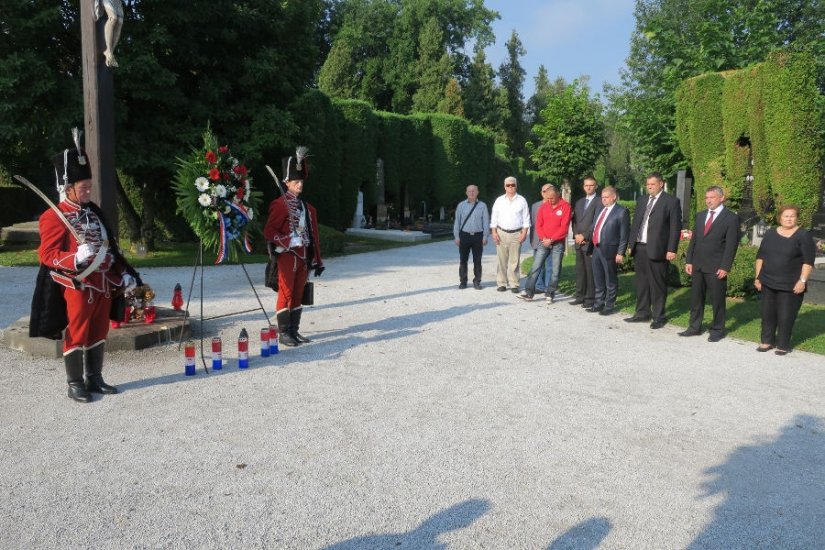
{"left": 94, "top": 0, "right": 124, "bottom": 68}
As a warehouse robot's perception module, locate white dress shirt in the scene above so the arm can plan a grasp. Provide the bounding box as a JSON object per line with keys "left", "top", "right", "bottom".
{"left": 490, "top": 194, "right": 530, "bottom": 231}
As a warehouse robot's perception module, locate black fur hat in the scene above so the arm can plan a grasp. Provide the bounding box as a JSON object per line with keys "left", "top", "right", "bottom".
{"left": 282, "top": 146, "right": 309, "bottom": 182}
{"left": 52, "top": 128, "right": 92, "bottom": 191}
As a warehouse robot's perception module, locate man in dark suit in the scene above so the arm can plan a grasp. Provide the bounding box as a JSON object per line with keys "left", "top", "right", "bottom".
{"left": 586, "top": 186, "right": 630, "bottom": 315}
{"left": 679, "top": 186, "right": 740, "bottom": 341}
{"left": 570, "top": 176, "right": 600, "bottom": 307}
{"left": 626, "top": 172, "right": 682, "bottom": 329}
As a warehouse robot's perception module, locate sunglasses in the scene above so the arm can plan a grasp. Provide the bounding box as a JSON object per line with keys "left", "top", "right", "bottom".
{"left": 505, "top": 184, "right": 516, "bottom": 188}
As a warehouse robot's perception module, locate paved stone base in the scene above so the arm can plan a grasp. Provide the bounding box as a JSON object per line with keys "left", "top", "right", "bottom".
{"left": 0, "top": 220, "right": 40, "bottom": 247}
{"left": 0, "top": 307, "right": 190, "bottom": 358}
{"left": 345, "top": 228, "right": 431, "bottom": 242}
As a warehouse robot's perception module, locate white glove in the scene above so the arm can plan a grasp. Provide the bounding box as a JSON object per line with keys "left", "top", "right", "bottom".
{"left": 122, "top": 273, "right": 137, "bottom": 292}
{"left": 75, "top": 243, "right": 95, "bottom": 264}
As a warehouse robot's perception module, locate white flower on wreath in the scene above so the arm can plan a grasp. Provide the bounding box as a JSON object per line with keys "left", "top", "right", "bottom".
{"left": 224, "top": 205, "right": 231, "bottom": 214}
{"left": 247, "top": 207, "right": 254, "bottom": 220}
{"left": 195, "top": 177, "right": 210, "bottom": 192}
{"left": 198, "top": 193, "right": 211, "bottom": 207}
{"left": 215, "top": 184, "right": 227, "bottom": 198}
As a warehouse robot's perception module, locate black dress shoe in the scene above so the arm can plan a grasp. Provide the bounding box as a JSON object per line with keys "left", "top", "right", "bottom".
{"left": 650, "top": 319, "right": 666, "bottom": 329}
{"left": 624, "top": 315, "right": 651, "bottom": 323}
{"left": 599, "top": 308, "right": 616, "bottom": 316}
{"left": 459, "top": 282, "right": 467, "bottom": 289}
{"left": 569, "top": 299, "right": 585, "bottom": 306}
{"left": 582, "top": 302, "right": 594, "bottom": 308}
{"left": 678, "top": 329, "right": 701, "bottom": 337}
{"left": 497, "top": 286, "right": 507, "bottom": 292}
{"left": 473, "top": 282, "right": 482, "bottom": 290}
{"left": 775, "top": 349, "right": 789, "bottom": 356}
{"left": 586, "top": 305, "right": 604, "bottom": 313}
{"left": 511, "top": 287, "right": 521, "bottom": 293}
{"left": 707, "top": 333, "right": 724, "bottom": 342}
{"left": 756, "top": 344, "right": 774, "bottom": 352}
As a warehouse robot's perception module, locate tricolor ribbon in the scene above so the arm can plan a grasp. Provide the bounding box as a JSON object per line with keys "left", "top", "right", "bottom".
{"left": 215, "top": 202, "right": 253, "bottom": 264}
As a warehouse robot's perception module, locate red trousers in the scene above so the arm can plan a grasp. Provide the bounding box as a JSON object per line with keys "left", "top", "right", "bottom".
{"left": 276, "top": 250, "right": 308, "bottom": 311}
{"left": 63, "top": 287, "right": 111, "bottom": 354}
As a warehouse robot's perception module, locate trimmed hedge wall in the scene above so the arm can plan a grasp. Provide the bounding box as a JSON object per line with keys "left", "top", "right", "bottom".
{"left": 675, "top": 51, "right": 823, "bottom": 226}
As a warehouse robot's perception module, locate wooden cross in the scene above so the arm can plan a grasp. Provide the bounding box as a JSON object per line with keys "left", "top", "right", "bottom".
{"left": 79, "top": 1, "right": 119, "bottom": 236}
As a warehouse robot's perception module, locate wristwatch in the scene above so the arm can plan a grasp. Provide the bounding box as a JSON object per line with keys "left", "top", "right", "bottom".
{"left": 799, "top": 277, "right": 807, "bottom": 283}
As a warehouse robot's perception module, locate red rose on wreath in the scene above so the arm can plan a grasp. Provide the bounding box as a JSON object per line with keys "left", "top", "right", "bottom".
{"left": 218, "top": 145, "right": 229, "bottom": 154}
{"left": 236, "top": 187, "right": 245, "bottom": 200}
{"left": 208, "top": 167, "right": 221, "bottom": 181}
{"left": 233, "top": 165, "right": 248, "bottom": 176}
{"left": 205, "top": 151, "right": 218, "bottom": 164}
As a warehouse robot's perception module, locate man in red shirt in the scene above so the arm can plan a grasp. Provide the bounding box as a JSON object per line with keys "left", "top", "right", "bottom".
{"left": 518, "top": 184, "right": 571, "bottom": 302}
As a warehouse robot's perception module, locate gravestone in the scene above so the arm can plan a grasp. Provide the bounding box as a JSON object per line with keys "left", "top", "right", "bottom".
{"left": 812, "top": 176, "right": 825, "bottom": 240}
{"left": 676, "top": 170, "right": 692, "bottom": 227}
{"left": 375, "top": 158, "right": 387, "bottom": 224}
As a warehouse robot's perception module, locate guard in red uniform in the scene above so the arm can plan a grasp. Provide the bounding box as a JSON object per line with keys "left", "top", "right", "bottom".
{"left": 263, "top": 147, "right": 324, "bottom": 347}
{"left": 31, "top": 137, "right": 140, "bottom": 402}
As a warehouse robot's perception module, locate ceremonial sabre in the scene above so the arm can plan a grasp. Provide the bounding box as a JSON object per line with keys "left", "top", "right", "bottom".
{"left": 265, "top": 165, "right": 285, "bottom": 196}
{"left": 13, "top": 174, "right": 84, "bottom": 243}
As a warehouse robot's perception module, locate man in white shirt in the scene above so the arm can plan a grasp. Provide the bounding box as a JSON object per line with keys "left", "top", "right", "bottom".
{"left": 490, "top": 176, "right": 531, "bottom": 292}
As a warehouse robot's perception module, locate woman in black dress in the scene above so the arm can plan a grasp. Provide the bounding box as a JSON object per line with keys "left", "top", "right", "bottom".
{"left": 754, "top": 205, "right": 816, "bottom": 355}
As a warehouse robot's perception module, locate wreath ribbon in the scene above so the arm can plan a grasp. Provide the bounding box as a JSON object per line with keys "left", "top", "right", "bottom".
{"left": 214, "top": 202, "right": 253, "bottom": 264}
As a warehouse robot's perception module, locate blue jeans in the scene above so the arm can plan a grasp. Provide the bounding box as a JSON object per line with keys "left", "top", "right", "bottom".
{"left": 525, "top": 242, "right": 564, "bottom": 296}
{"left": 531, "top": 248, "right": 552, "bottom": 291}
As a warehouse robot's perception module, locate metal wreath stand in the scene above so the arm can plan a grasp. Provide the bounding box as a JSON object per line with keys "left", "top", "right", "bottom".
{"left": 176, "top": 241, "right": 271, "bottom": 374}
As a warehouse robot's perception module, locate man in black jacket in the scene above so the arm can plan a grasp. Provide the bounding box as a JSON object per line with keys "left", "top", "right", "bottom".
{"left": 570, "top": 176, "right": 599, "bottom": 307}
{"left": 626, "top": 172, "right": 682, "bottom": 329}
{"left": 680, "top": 186, "right": 740, "bottom": 341}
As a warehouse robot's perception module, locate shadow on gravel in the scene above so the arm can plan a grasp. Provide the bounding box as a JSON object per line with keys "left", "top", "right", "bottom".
{"left": 546, "top": 516, "right": 611, "bottom": 549}
{"left": 322, "top": 498, "right": 490, "bottom": 549}
{"left": 309, "top": 284, "right": 457, "bottom": 312}
{"left": 688, "top": 414, "right": 825, "bottom": 549}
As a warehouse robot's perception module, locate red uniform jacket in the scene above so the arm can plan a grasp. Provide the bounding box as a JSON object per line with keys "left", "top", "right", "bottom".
{"left": 263, "top": 194, "right": 323, "bottom": 269}
{"left": 37, "top": 199, "right": 128, "bottom": 292}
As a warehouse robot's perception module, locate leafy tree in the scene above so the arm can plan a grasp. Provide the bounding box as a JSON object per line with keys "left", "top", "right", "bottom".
{"left": 0, "top": 0, "right": 82, "bottom": 187}
{"left": 412, "top": 17, "right": 452, "bottom": 113}
{"left": 439, "top": 78, "right": 465, "bottom": 116}
{"left": 614, "top": 0, "right": 825, "bottom": 177}
{"left": 113, "top": 0, "right": 324, "bottom": 247}
{"left": 497, "top": 30, "right": 527, "bottom": 157}
{"left": 525, "top": 65, "right": 552, "bottom": 128}
{"left": 529, "top": 81, "right": 606, "bottom": 184}
{"left": 320, "top": 0, "right": 497, "bottom": 113}
{"left": 462, "top": 46, "right": 498, "bottom": 130}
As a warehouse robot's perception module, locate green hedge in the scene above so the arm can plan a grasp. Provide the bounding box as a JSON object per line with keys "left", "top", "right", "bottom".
{"left": 318, "top": 223, "right": 345, "bottom": 255}
{"left": 675, "top": 51, "right": 823, "bottom": 227}
{"left": 669, "top": 239, "right": 758, "bottom": 297}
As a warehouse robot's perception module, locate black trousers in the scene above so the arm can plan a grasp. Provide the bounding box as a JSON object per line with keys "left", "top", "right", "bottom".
{"left": 688, "top": 269, "right": 727, "bottom": 335}
{"left": 633, "top": 244, "right": 669, "bottom": 321}
{"left": 459, "top": 231, "right": 483, "bottom": 284}
{"left": 760, "top": 285, "right": 804, "bottom": 350}
{"left": 573, "top": 244, "right": 595, "bottom": 305}
{"left": 592, "top": 245, "right": 619, "bottom": 309}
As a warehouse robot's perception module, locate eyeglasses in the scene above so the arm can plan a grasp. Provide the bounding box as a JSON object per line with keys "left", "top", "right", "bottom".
{"left": 505, "top": 184, "right": 516, "bottom": 188}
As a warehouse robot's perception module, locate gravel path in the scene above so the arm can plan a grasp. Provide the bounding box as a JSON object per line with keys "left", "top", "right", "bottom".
{"left": 1, "top": 240, "right": 823, "bottom": 549}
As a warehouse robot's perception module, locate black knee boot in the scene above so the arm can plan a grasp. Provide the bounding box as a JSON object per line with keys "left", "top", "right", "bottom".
{"left": 289, "top": 308, "right": 311, "bottom": 343}
{"left": 85, "top": 343, "right": 118, "bottom": 394}
{"left": 277, "top": 309, "right": 299, "bottom": 347}
{"left": 65, "top": 349, "right": 91, "bottom": 403}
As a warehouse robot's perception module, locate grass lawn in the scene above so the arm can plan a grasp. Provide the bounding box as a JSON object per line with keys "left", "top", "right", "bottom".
{"left": 0, "top": 234, "right": 452, "bottom": 268}
{"left": 524, "top": 254, "right": 825, "bottom": 356}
